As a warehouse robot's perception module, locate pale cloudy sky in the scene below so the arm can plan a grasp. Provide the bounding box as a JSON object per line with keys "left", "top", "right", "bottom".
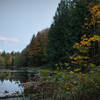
{"left": 0, "top": 0, "right": 60, "bottom": 52}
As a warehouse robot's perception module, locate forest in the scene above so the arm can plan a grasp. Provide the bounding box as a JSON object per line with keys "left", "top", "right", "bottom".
{"left": 0, "top": 0, "right": 100, "bottom": 70}
{"left": 0, "top": 0, "right": 100, "bottom": 99}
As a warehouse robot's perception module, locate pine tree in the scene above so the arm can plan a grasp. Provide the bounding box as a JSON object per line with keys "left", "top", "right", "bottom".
{"left": 47, "top": 0, "right": 90, "bottom": 69}
{"left": 23, "top": 29, "right": 49, "bottom": 66}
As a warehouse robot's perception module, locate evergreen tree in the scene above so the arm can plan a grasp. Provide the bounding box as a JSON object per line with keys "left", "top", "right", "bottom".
{"left": 23, "top": 28, "right": 49, "bottom": 67}
{"left": 47, "top": 0, "right": 90, "bottom": 68}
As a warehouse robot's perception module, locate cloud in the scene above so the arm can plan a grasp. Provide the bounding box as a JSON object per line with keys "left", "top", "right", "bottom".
{"left": 0, "top": 36, "right": 20, "bottom": 43}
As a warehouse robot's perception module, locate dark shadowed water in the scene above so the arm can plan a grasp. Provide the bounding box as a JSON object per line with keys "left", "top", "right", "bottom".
{"left": 0, "top": 69, "right": 38, "bottom": 100}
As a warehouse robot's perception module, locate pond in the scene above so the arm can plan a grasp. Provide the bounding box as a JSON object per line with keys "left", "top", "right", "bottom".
{"left": 0, "top": 69, "right": 39, "bottom": 100}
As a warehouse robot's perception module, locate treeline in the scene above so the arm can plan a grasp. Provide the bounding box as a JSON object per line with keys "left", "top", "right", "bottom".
{"left": 0, "top": 0, "right": 100, "bottom": 70}
{"left": 22, "top": 28, "right": 49, "bottom": 67}
{"left": 0, "top": 51, "right": 20, "bottom": 68}
{"left": 0, "top": 29, "right": 49, "bottom": 68}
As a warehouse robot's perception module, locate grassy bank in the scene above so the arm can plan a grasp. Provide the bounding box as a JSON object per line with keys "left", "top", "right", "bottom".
{"left": 24, "top": 69, "right": 100, "bottom": 100}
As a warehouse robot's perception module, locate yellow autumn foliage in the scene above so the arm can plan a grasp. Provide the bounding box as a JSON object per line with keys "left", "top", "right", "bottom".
{"left": 73, "top": 35, "right": 100, "bottom": 48}
{"left": 90, "top": 4, "right": 100, "bottom": 25}
{"left": 84, "top": 4, "right": 100, "bottom": 28}
{"left": 70, "top": 34, "right": 100, "bottom": 66}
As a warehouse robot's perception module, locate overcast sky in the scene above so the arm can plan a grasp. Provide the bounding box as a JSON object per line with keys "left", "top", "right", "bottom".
{"left": 0, "top": 0, "right": 60, "bottom": 52}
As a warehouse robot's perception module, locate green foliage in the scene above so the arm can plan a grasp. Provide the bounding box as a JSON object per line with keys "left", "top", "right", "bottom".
{"left": 71, "top": 72, "right": 100, "bottom": 100}
{"left": 0, "top": 51, "right": 26, "bottom": 68}
{"left": 47, "top": 0, "right": 91, "bottom": 69}
{"left": 25, "top": 70, "right": 100, "bottom": 100}
{"left": 0, "top": 51, "right": 15, "bottom": 68}
{"left": 0, "top": 56, "right": 5, "bottom": 66}
{"left": 14, "top": 53, "right": 26, "bottom": 67}
{"left": 40, "top": 70, "right": 49, "bottom": 77}
{"left": 23, "top": 28, "right": 49, "bottom": 67}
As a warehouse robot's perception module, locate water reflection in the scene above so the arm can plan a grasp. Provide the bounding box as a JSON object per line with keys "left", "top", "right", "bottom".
{"left": 0, "top": 80, "right": 23, "bottom": 97}
{"left": 0, "top": 69, "right": 36, "bottom": 98}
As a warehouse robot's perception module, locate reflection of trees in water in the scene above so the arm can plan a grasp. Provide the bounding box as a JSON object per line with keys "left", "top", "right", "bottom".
{"left": 0, "top": 71, "right": 35, "bottom": 83}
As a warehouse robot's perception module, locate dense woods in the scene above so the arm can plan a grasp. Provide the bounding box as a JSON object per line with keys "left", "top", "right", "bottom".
{"left": 0, "top": 0, "right": 100, "bottom": 70}
{"left": 23, "top": 28, "right": 49, "bottom": 67}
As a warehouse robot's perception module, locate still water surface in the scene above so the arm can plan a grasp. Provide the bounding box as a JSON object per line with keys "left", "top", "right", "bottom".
{"left": 0, "top": 69, "right": 38, "bottom": 100}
